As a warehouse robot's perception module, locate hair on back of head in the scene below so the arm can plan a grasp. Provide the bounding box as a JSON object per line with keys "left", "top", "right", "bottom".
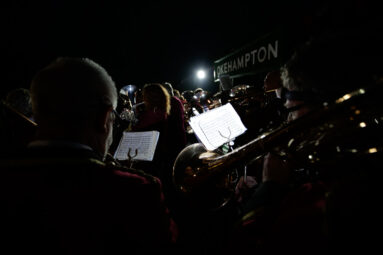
{"left": 30, "top": 57, "right": 117, "bottom": 123}
{"left": 143, "top": 83, "right": 171, "bottom": 115}
{"left": 162, "top": 82, "right": 174, "bottom": 97}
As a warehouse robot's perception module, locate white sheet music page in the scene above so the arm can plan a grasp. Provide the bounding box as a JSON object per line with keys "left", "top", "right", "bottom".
{"left": 113, "top": 131, "right": 160, "bottom": 161}
{"left": 189, "top": 103, "right": 247, "bottom": 151}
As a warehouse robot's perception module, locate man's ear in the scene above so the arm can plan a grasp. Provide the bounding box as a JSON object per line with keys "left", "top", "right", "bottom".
{"left": 95, "top": 107, "right": 113, "bottom": 133}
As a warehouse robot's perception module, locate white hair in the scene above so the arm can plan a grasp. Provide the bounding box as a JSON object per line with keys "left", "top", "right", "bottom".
{"left": 31, "top": 57, "right": 117, "bottom": 123}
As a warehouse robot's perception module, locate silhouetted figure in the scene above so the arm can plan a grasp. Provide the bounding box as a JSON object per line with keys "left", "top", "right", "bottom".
{"left": 162, "top": 82, "right": 187, "bottom": 162}
{"left": 5, "top": 88, "right": 33, "bottom": 119}
{"left": 1, "top": 88, "right": 36, "bottom": 151}
{"left": 227, "top": 29, "right": 383, "bottom": 255}
{"left": 0, "top": 58, "right": 177, "bottom": 254}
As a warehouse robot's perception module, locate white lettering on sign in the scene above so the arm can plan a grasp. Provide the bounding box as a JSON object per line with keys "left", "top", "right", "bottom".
{"left": 251, "top": 49, "right": 257, "bottom": 64}
{"left": 245, "top": 53, "right": 251, "bottom": 67}
{"left": 258, "top": 46, "right": 267, "bottom": 62}
{"left": 237, "top": 56, "right": 244, "bottom": 69}
{"left": 216, "top": 40, "right": 279, "bottom": 77}
{"left": 268, "top": 41, "right": 278, "bottom": 59}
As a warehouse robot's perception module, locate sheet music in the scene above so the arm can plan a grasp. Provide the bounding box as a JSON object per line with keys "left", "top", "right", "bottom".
{"left": 189, "top": 103, "right": 247, "bottom": 151}
{"left": 113, "top": 131, "right": 160, "bottom": 161}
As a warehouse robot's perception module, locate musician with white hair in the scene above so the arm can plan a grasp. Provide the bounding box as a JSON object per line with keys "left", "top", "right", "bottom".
{"left": 0, "top": 57, "right": 177, "bottom": 254}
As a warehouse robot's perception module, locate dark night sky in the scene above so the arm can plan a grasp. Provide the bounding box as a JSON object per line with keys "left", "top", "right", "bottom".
{"left": 1, "top": 0, "right": 380, "bottom": 96}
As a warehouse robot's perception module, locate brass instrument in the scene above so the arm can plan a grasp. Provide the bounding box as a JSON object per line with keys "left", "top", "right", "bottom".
{"left": 172, "top": 84, "right": 383, "bottom": 211}
{"left": 1, "top": 100, "right": 37, "bottom": 127}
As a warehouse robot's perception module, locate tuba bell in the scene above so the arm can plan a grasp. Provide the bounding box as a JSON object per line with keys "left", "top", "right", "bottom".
{"left": 172, "top": 83, "right": 383, "bottom": 211}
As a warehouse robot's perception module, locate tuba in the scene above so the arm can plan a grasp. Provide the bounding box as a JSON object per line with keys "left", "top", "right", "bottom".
{"left": 172, "top": 83, "right": 383, "bottom": 211}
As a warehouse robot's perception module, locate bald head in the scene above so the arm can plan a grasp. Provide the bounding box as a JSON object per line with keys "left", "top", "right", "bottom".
{"left": 31, "top": 57, "right": 117, "bottom": 124}
{"left": 30, "top": 58, "right": 118, "bottom": 159}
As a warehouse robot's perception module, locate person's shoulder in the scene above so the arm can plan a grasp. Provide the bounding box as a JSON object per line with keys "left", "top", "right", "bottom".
{"left": 171, "top": 96, "right": 183, "bottom": 106}
{"left": 170, "top": 96, "right": 184, "bottom": 113}
{"left": 0, "top": 148, "right": 159, "bottom": 186}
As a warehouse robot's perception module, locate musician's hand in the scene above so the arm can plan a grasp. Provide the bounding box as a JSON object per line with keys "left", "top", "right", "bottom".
{"left": 235, "top": 175, "right": 258, "bottom": 203}
{"left": 262, "top": 152, "right": 291, "bottom": 184}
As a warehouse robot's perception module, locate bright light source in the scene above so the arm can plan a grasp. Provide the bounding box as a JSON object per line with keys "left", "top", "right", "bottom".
{"left": 121, "top": 84, "right": 136, "bottom": 94}
{"left": 359, "top": 122, "right": 366, "bottom": 128}
{"left": 127, "top": 85, "right": 136, "bottom": 93}
{"left": 196, "top": 70, "right": 206, "bottom": 79}
{"left": 369, "top": 147, "right": 378, "bottom": 153}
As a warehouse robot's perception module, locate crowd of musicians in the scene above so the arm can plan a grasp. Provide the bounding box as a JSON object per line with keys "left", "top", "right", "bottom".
{"left": 1, "top": 26, "right": 383, "bottom": 254}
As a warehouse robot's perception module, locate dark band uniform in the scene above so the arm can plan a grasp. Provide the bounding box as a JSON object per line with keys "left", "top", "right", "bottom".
{"left": 0, "top": 141, "right": 177, "bottom": 254}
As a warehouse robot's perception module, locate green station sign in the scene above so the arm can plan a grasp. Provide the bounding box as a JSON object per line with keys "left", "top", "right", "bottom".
{"left": 214, "top": 29, "right": 294, "bottom": 82}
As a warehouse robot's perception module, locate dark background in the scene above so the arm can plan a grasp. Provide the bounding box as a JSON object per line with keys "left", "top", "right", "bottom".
{"left": 1, "top": 0, "right": 380, "bottom": 97}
